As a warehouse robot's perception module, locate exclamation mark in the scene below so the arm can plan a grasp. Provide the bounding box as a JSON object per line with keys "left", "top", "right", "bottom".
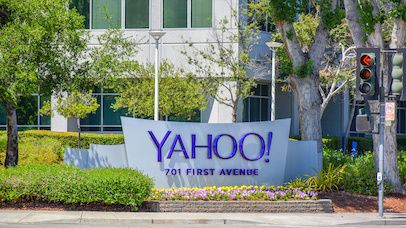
{"left": 265, "top": 132, "right": 273, "bottom": 163}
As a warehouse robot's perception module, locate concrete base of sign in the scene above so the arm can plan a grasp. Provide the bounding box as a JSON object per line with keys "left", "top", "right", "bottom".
{"left": 64, "top": 140, "right": 319, "bottom": 185}
{"left": 140, "top": 200, "right": 333, "bottom": 213}
{"left": 64, "top": 144, "right": 128, "bottom": 169}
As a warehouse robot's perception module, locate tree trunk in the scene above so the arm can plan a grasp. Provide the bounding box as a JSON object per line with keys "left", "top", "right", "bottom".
{"left": 291, "top": 76, "right": 323, "bottom": 169}
{"left": 4, "top": 104, "right": 18, "bottom": 167}
{"left": 77, "top": 118, "right": 81, "bottom": 148}
{"left": 369, "top": 100, "right": 404, "bottom": 193}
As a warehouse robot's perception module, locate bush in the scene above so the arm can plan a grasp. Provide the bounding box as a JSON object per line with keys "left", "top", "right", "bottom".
{"left": 399, "top": 151, "right": 406, "bottom": 186}
{"left": 0, "top": 131, "right": 125, "bottom": 165}
{"left": 307, "top": 164, "right": 346, "bottom": 192}
{"left": 20, "top": 130, "right": 124, "bottom": 149}
{"left": 341, "top": 152, "right": 392, "bottom": 195}
{"left": 0, "top": 165, "right": 153, "bottom": 210}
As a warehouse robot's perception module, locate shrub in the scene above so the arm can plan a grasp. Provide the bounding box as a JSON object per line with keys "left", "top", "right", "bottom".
{"left": 307, "top": 164, "right": 346, "bottom": 192}
{"left": 20, "top": 130, "right": 124, "bottom": 149}
{"left": 0, "top": 165, "right": 153, "bottom": 210}
{"left": 398, "top": 151, "right": 406, "bottom": 186}
{"left": 323, "top": 148, "right": 353, "bottom": 168}
{"left": 341, "top": 152, "right": 392, "bottom": 195}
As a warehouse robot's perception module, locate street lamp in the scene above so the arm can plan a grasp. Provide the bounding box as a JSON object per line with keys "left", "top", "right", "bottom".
{"left": 266, "top": 41, "right": 282, "bottom": 121}
{"left": 149, "top": 30, "right": 166, "bottom": 121}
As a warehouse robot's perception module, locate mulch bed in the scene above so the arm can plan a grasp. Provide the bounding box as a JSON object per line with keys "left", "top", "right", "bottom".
{"left": 1, "top": 192, "right": 405, "bottom": 213}
{"left": 320, "top": 191, "right": 406, "bottom": 213}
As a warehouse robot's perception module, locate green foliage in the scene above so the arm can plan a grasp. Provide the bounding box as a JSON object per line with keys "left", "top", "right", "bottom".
{"left": 113, "top": 62, "right": 208, "bottom": 119}
{"left": 296, "top": 60, "right": 314, "bottom": 78}
{"left": 268, "top": 0, "right": 301, "bottom": 23}
{"left": 398, "top": 151, "right": 406, "bottom": 186}
{"left": 183, "top": 15, "right": 257, "bottom": 121}
{"left": 20, "top": 130, "right": 124, "bottom": 149}
{"left": 341, "top": 152, "right": 392, "bottom": 195}
{"left": 54, "top": 91, "right": 99, "bottom": 119}
{"left": 323, "top": 148, "right": 353, "bottom": 168}
{"left": 329, "top": 20, "right": 353, "bottom": 46}
{"left": 0, "top": 0, "right": 87, "bottom": 106}
{"left": 307, "top": 164, "right": 346, "bottom": 192}
{"left": 317, "top": 0, "right": 345, "bottom": 30}
{"left": 0, "top": 131, "right": 124, "bottom": 165}
{"left": 0, "top": 165, "right": 153, "bottom": 210}
{"left": 358, "top": 1, "right": 382, "bottom": 35}
{"left": 293, "top": 14, "right": 319, "bottom": 48}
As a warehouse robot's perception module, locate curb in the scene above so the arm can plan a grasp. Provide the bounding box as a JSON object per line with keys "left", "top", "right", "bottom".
{"left": 140, "top": 199, "right": 333, "bottom": 213}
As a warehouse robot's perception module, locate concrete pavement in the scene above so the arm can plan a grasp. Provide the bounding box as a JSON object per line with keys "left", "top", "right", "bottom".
{"left": 0, "top": 211, "right": 405, "bottom": 227}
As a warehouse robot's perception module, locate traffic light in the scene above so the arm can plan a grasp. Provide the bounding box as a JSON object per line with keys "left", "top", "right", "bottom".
{"left": 356, "top": 48, "right": 380, "bottom": 101}
{"left": 389, "top": 49, "right": 406, "bottom": 101}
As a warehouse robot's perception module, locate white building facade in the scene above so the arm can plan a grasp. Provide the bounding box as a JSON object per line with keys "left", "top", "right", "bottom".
{"left": 0, "top": 0, "right": 405, "bottom": 137}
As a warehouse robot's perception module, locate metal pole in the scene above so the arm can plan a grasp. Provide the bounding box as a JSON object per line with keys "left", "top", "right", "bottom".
{"left": 154, "top": 39, "right": 159, "bottom": 121}
{"left": 378, "top": 66, "right": 385, "bottom": 217}
{"left": 271, "top": 48, "right": 276, "bottom": 121}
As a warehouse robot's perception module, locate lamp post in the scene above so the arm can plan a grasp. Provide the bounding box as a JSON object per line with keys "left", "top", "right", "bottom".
{"left": 149, "top": 30, "right": 166, "bottom": 121}
{"left": 266, "top": 42, "right": 282, "bottom": 121}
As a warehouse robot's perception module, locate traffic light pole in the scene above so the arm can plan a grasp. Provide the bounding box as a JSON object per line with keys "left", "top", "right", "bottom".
{"left": 378, "top": 71, "right": 385, "bottom": 217}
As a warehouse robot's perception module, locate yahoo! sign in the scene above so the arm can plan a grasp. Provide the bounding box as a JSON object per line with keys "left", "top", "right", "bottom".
{"left": 122, "top": 117, "right": 291, "bottom": 188}
{"left": 149, "top": 131, "right": 273, "bottom": 163}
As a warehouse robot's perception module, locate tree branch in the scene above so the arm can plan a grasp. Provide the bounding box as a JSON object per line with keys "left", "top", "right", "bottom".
{"left": 390, "top": 0, "right": 406, "bottom": 49}
{"left": 367, "top": 0, "right": 384, "bottom": 48}
{"left": 344, "top": 0, "right": 367, "bottom": 47}
{"left": 276, "top": 21, "right": 305, "bottom": 68}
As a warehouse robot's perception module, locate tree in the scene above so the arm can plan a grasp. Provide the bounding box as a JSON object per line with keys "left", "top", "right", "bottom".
{"left": 182, "top": 16, "right": 257, "bottom": 123}
{"left": 0, "top": 0, "right": 87, "bottom": 167}
{"left": 248, "top": 0, "right": 346, "bottom": 168}
{"left": 44, "top": 91, "right": 99, "bottom": 147}
{"left": 343, "top": 0, "right": 405, "bottom": 193}
{"left": 113, "top": 62, "right": 208, "bottom": 120}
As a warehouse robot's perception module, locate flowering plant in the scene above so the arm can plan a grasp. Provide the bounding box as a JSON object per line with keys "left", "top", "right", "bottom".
{"left": 150, "top": 185, "right": 318, "bottom": 201}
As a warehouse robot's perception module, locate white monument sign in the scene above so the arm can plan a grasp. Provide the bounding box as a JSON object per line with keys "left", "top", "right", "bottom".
{"left": 121, "top": 117, "right": 291, "bottom": 188}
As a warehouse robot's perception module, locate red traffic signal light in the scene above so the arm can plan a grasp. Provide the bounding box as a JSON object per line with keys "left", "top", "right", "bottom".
{"left": 356, "top": 48, "right": 380, "bottom": 101}
{"left": 360, "top": 68, "right": 371, "bottom": 80}
{"left": 360, "top": 54, "right": 373, "bottom": 67}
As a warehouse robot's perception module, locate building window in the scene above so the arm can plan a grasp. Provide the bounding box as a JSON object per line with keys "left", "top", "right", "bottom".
{"left": 125, "top": 0, "right": 149, "bottom": 29}
{"left": 71, "top": 0, "right": 150, "bottom": 29}
{"left": 92, "top": 0, "right": 122, "bottom": 29}
{"left": 80, "top": 88, "right": 128, "bottom": 132}
{"left": 191, "top": 0, "right": 212, "bottom": 28}
{"left": 164, "top": 0, "right": 187, "bottom": 28}
{"left": 163, "top": 0, "right": 212, "bottom": 28}
{"left": 0, "top": 95, "right": 51, "bottom": 130}
{"left": 243, "top": 84, "right": 270, "bottom": 122}
{"left": 70, "top": 0, "right": 90, "bottom": 29}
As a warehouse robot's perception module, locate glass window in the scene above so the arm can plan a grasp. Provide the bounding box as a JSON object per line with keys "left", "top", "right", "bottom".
{"left": 126, "top": 0, "right": 149, "bottom": 28}
{"left": 92, "top": 0, "right": 121, "bottom": 29}
{"left": 243, "top": 84, "right": 270, "bottom": 122}
{"left": 261, "top": 99, "right": 268, "bottom": 121}
{"left": 250, "top": 98, "right": 260, "bottom": 122}
{"left": 103, "top": 95, "right": 128, "bottom": 125}
{"left": 81, "top": 96, "right": 102, "bottom": 125}
{"left": 70, "top": 0, "right": 90, "bottom": 29}
{"left": 40, "top": 95, "right": 51, "bottom": 126}
{"left": 164, "top": 0, "right": 187, "bottom": 28}
{"left": 191, "top": 0, "right": 212, "bottom": 28}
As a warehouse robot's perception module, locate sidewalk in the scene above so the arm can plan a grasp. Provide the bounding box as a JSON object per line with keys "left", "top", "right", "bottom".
{"left": 0, "top": 211, "right": 405, "bottom": 227}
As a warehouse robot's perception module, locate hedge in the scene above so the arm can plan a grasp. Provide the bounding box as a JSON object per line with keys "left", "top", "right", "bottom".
{"left": 0, "top": 165, "right": 153, "bottom": 210}
{"left": 20, "top": 130, "right": 124, "bottom": 149}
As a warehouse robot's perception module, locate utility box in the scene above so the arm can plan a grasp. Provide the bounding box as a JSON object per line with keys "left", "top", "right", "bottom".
{"left": 356, "top": 114, "right": 374, "bottom": 133}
